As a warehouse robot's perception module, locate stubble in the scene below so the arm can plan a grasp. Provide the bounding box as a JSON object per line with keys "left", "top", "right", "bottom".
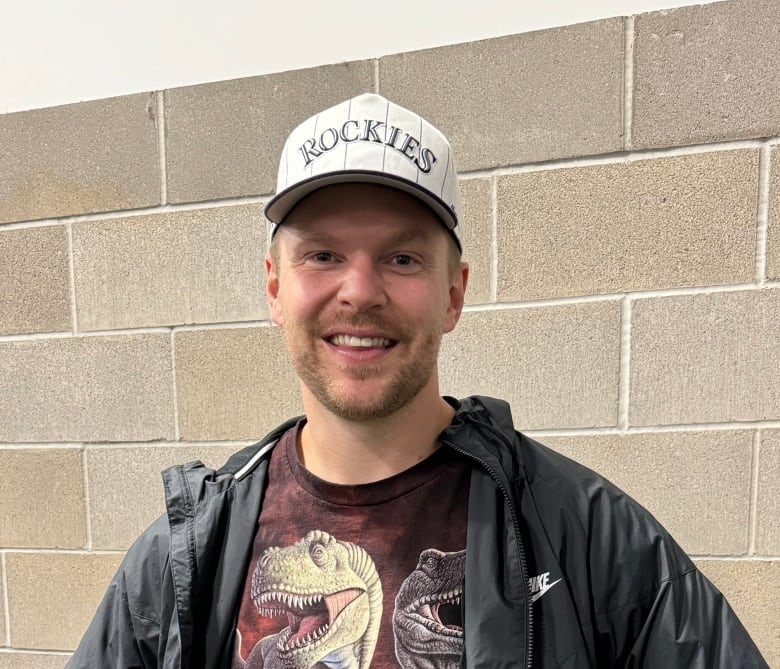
{"left": 283, "top": 313, "right": 443, "bottom": 421}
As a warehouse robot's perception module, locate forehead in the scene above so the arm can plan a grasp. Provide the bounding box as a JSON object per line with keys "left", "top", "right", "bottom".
{"left": 277, "top": 183, "right": 446, "bottom": 246}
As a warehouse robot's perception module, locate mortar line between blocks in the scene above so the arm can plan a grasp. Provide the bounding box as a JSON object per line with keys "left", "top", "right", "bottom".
{"left": 755, "top": 145, "right": 770, "bottom": 285}
{"left": 0, "top": 219, "right": 65, "bottom": 231}
{"left": 0, "top": 327, "right": 172, "bottom": 343}
{"left": 0, "top": 649, "right": 73, "bottom": 656}
{"left": 463, "top": 280, "right": 777, "bottom": 313}
{"left": 171, "top": 332, "right": 180, "bottom": 441}
{"left": 463, "top": 294, "right": 621, "bottom": 313}
{"left": 689, "top": 555, "right": 780, "bottom": 562}
{"left": 174, "top": 319, "right": 274, "bottom": 332}
{"left": 0, "top": 440, "right": 257, "bottom": 449}
{"left": 0, "top": 443, "right": 84, "bottom": 449}
{"left": 0, "top": 195, "right": 274, "bottom": 229}
{"left": 525, "top": 420, "right": 780, "bottom": 437}
{"left": 617, "top": 297, "right": 632, "bottom": 429}
{"left": 1, "top": 553, "right": 10, "bottom": 646}
{"left": 79, "top": 326, "right": 173, "bottom": 337}
{"left": 65, "top": 221, "right": 79, "bottom": 335}
{"left": 157, "top": 91, "right": 168, "bottom": 205}
{"left": 81, "top": 447, "right": 93, "bottom": 551}
{"left": 0, "top": 548, "right": 126, "bottom": 556}
{"left": 0, "top": 321, "right": 276, "bottom": 343}
{"left": 373, "top": 59, "right": 380, "bottom": 93}
{"left": 0, "top": 332, "right": 72, "bottom": 343}
{"left": 748, "top": 430, "right": 761, "bottom": 555}
{"left": 490, "top": 176, "right": 498, "bottom": 302}
{"left": 458, "top": 138, "right": 771, "bottom": 179}
{"left": 622, "top": 15, "right": 635, "bottom": 151}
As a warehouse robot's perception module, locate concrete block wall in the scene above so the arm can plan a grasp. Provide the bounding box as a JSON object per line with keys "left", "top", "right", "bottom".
{"left": 1, "top": 0, "right": 778, "bottom": 664}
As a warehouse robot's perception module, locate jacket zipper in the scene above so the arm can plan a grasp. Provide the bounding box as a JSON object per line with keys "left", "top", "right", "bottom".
{"left": 442, "top": 427, "right": 534, "bottom": 669}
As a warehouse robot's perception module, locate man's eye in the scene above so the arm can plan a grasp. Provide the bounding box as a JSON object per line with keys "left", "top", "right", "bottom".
{"left": 393, "top": 254, "right": 413, "bottom": 266}
{"left": 313, "top": 252, "right": 333, "bottom": 262}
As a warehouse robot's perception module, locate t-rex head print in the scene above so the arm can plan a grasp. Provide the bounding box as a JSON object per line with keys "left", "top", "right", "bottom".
{"left": 251, "top": 530, "right": 383, "bottom": 669}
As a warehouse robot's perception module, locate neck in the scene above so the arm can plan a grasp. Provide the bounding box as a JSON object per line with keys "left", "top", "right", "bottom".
{"left": 298, "top": 384, "right": 455, "bottom": 485}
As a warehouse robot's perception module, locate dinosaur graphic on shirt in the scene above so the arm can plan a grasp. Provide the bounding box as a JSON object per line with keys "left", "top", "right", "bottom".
{"left": 393, "top": 548, "right": 465, "bottom": 669}
{"left": 237, "top": 530, "right": 382, "bottom": 669}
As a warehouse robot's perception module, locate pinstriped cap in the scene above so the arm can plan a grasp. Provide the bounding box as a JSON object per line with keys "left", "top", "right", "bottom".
{"left": 264, "top": 93, "right": 462, "bottom": 251}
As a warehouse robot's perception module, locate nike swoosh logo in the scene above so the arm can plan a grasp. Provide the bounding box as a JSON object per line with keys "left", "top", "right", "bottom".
{"left": 531, "top": 578, "right": 562, "bottom": 603}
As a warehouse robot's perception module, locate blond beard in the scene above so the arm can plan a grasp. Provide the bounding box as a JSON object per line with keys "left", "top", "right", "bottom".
{"left": 283, "top": 314, "right": 443, "bottom": 421}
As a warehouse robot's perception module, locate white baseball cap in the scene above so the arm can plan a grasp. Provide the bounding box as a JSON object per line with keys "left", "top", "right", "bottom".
{"left": 264, "top": 93, "right": 462, "bottom": 251}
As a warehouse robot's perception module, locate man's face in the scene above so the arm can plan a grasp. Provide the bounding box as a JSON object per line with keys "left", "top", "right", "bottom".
{"left": 266, "top": 183, "right": 468, "bottom": 421}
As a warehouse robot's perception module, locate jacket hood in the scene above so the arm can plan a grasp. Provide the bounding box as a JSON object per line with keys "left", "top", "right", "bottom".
{"left": 442, "top": 395, "right": 524, "bottom": 484}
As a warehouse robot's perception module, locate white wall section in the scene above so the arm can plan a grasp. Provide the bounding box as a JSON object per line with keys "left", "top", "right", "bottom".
{"left": 0, "top": 0, "right": 715, "bottom": 113}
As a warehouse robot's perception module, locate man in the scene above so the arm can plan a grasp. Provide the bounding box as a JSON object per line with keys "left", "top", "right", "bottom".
{"left": 68, "top": 93, "right": 768, "bottom": 668}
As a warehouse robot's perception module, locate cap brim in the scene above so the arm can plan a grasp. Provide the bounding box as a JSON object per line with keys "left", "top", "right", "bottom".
{"left": 264, "top": 170, "right": 459, "bottom": 234}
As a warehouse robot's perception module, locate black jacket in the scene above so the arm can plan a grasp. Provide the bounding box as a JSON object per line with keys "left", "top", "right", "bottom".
{"left": 67, "top": 397, "right": 769, "bottom": 668}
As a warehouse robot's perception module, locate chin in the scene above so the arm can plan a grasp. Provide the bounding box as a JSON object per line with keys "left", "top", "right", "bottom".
{"left": 323, "top": 395, "right": 405, "bottom": 422}
{"left": 301, "top": 364, "right": 436, "bottom": 422}
{"left": 314, "top": 382, "right": 424, "bottom": 421}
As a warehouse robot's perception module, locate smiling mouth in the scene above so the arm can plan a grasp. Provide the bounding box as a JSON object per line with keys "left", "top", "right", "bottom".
{"left": 327, "top": 334, "right": 395, "bottom": 348}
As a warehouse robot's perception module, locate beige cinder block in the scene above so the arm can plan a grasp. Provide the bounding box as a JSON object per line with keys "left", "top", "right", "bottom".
{"left": 459, "top": 178, "right": 492, "bottom": 305}
{"left": 0, "top": 226, "right": 71, "bottom": 336}
{"left": 73, "top": 205, "right": 267, "bottom": 331}
{"left": 756, "top": 430, "right": 780, "bottom": 555}
{"left": 165, "top": 61, "right": 374, "bottom": 203}
{"left": 5, "top": 552, "right": 123, "bottom": 651}
{"left": 87, "top": 444, "right": 242, "bottom": 550}
{"left": 0, "top": 334, "right": 174, "bottom": 442}
{"left": 439, "top": 301, "right": 620, "bottom": 430}
{"left": 633, "top": 0, "right": 780, "bottom": 148}
{"left": 379, "top": 19, "right": 624, "bottom": 171}
{"left": 0, "top": 94, "right": 160, "bottom": 224}
{"left": 768, "top": 145, "right": 780, "bottom": 281}
{"left": 696, "top": 560, "right": 780, "bottom": 668}
{"left": 544, "top": 430, "right": 753, "bottom": 555}
{"left": 0, "top": 655, "right": 69, "bottom": 669}
{"left": 630, "top": 289, "right": 780, "bottom": 426}
{"left": 0, "top": 448, "right": 85, "bottom": 549}
{"left": 175, "top": 326, "right": 302, "bottom": 440}
{"left": 497, "top": 150, "right": 758, "bottom": 300}
{"left": 1, "top": 557, "right": 6, "bottom": 645}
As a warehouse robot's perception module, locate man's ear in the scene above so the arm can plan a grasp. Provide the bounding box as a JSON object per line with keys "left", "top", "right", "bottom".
{"left": 444, "top": 261, "right": 469, "bottom": 333}
{"left": 265, "top": 252, "right": 284, "bottom": 326}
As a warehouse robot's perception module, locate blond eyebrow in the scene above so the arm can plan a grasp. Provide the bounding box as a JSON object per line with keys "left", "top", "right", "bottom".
{"left": 388, "top": 227, "right": 432, "bottom": 244}
{"left": 290, "top": 230, "right": 332, "bottom": 244}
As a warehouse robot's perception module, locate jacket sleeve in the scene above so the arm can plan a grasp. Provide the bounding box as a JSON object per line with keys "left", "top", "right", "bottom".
{"left": 66, "top": 516, "right": 170, "bottom": 669}
{"left": 586, "top": 497, "right": 770, "bottom": 668}
{"left": 66, "top": 566, "right": 159, "bottom": 668}
{"left": 621, "top": 567, "right": 769, "bottom": 668}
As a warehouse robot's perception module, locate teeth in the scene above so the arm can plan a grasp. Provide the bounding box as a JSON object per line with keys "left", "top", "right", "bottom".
{"left": 258, "top": 590, "right": 321, "bottom": 611}
{"left": 330, "top": 334, "right": 391, "bottom": 348}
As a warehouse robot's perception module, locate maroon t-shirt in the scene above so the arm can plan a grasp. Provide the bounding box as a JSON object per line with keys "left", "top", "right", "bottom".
{"left": 234, "top": 421, "right": 470, "bottom": 669}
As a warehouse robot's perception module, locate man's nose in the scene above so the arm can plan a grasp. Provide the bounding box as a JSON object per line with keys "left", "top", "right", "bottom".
{"left": 336, "top": 257, "right": 388, "bottom": 311}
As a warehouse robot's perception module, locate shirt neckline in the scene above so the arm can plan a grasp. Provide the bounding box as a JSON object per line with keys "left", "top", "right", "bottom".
{"left": 282, "top": 419, "right": 460, "bottom": 506}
